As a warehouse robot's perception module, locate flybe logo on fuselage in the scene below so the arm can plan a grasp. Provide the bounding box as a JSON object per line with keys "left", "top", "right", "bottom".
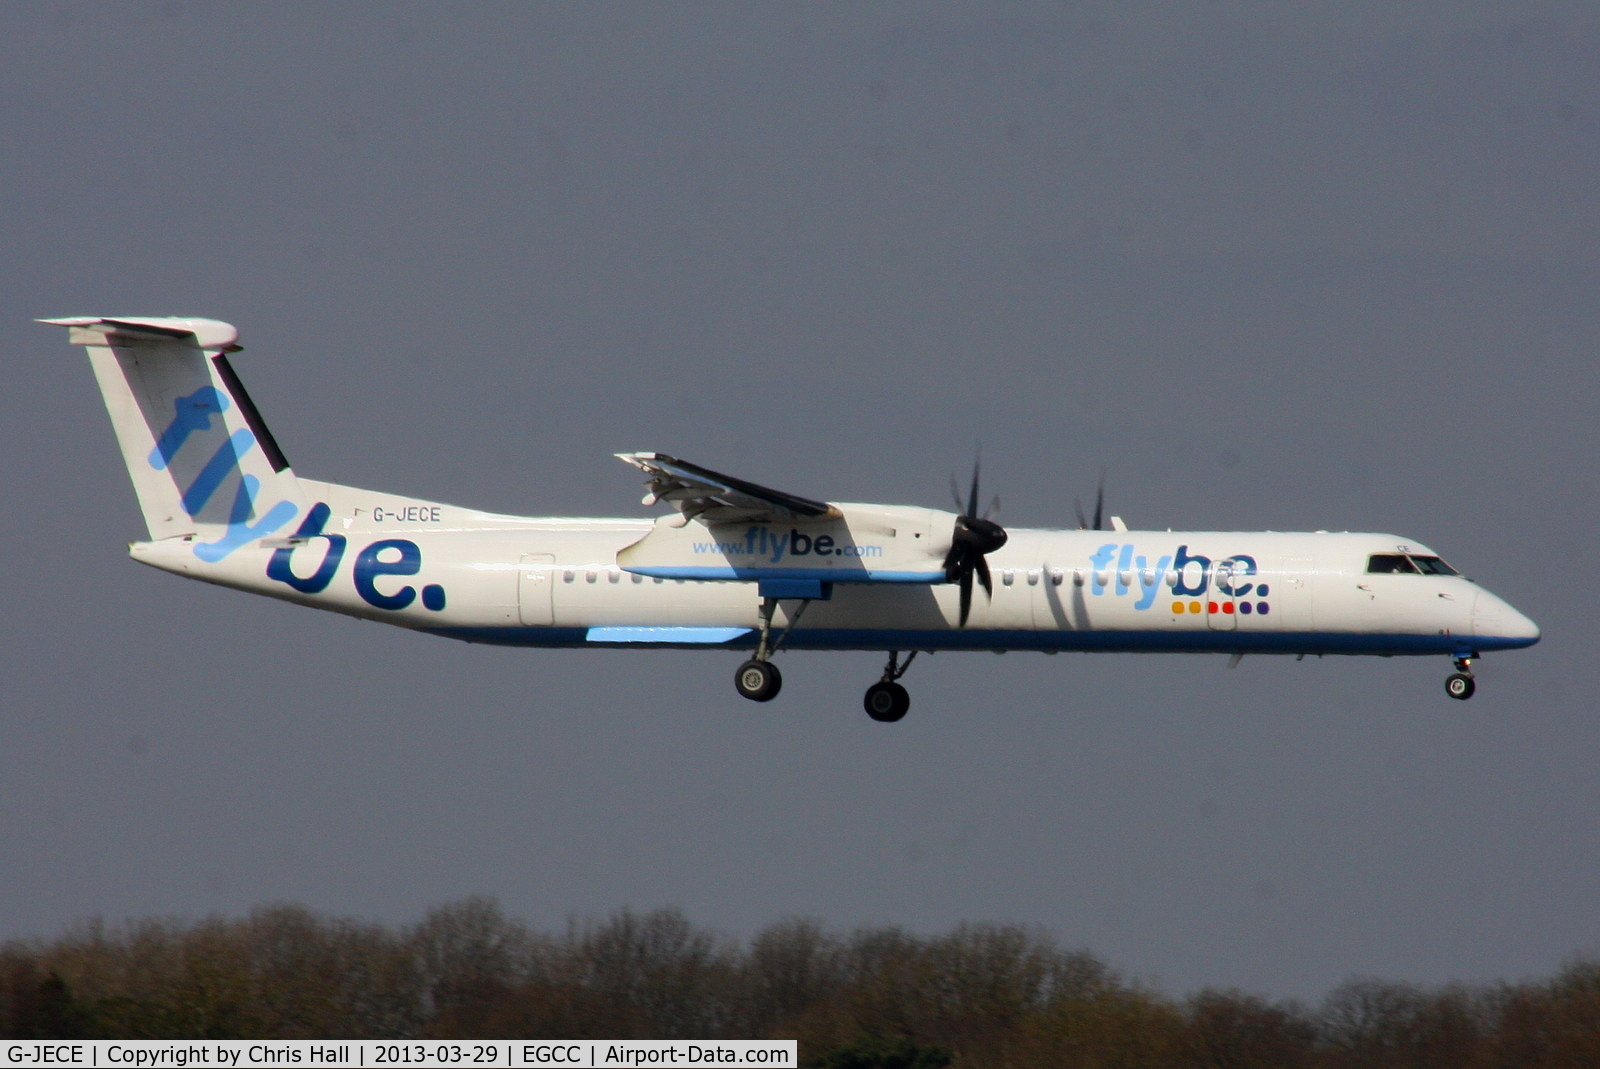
{"left": 152, "top": 389, "right": 446, "bottom": 613}
{"left": 266, "top": 502, "right": 448, "bottom": 613}
{"left": 693, "top": 526, "right": 885, "bottom": 564}
{"left": 1088, "top": 543, "right": 1271, "bottom": 616}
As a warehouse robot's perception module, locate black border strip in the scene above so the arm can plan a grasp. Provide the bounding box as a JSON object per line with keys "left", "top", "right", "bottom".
{"left": 652, "top": 453, "right": 833, "bottom": 518}
{"left": 211, "top": 354, "right": 291, "bottom": 473}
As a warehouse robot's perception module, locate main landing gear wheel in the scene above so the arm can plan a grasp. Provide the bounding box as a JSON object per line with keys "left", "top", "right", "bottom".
{"left": 863, "top": 650, "right": 918, "bottom": 722}
{"left": 864, "top": 681, "right": 910, "bottom": 722}
{"left": 735, "top": 659, "right": 782, "bottom": 702}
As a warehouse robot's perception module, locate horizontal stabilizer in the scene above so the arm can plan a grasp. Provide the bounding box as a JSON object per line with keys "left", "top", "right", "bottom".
{"left": 39, "top": 316, "right": 243, "bottom": 350}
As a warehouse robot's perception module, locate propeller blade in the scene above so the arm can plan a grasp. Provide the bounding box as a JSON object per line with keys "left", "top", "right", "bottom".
{"left": 942, "top": 537, "right": 966, "bottom": 580}
{"left": 963, "top": 516, "right": 1007, "bottom": 555}
{"left": 944, "top": 454, "right": 1006, "bottom": 628}
{"left": 1092, "top": 474, "right": 1105, "bottom": 531}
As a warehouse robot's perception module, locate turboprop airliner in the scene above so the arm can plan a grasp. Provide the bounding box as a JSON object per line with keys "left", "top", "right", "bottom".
{"left": 46, "top": 315, "right": 1540, "bottom": 721}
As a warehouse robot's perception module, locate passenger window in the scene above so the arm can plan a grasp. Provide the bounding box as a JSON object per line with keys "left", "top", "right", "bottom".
{"left": 1367, "top": 554, "right": 1418, "bottom": 574}
{"left": 1410, "top": 556, "right": 1459, "bottom": 576}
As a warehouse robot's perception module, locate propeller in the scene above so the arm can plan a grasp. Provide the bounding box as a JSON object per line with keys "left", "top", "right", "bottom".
{"left": 943, "top": 461, "right": 1008, "bottom": 627}
{"left": 1074, "top": 472, "right": 1107, "bottom": 531}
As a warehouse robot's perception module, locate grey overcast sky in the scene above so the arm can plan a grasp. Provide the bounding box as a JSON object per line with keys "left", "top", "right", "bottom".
{"left": 2, "top": 3, "right": 1596, "bottom": 1000}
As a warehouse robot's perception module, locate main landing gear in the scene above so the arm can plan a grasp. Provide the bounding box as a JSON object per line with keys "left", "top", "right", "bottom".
{"left": 734, "top": 596, "right": 812, "bottom": 704}
{"left": 732, "top": 604, "right": 921, "bottom": 723}
{"left": 735, "top": 658, "right": 782, "bottom": 702}
{"left": 863, "top": 651, "right": 917, "bottom": 722}
{"left": 1445, "top": 654, "right": 1477, "bottom": 701}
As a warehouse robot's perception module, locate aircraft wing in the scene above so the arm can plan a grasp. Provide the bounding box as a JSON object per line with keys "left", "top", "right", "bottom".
{"left": 616, "top": 452, "right": 840, "bottom": 523}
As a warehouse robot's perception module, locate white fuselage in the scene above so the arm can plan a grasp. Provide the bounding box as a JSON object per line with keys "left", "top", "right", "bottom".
{"left": 46, "top": 311, "right": 1538, "bottom": 713}
{"left": 131, "top": 479, "right": 1539, "bottom": 660}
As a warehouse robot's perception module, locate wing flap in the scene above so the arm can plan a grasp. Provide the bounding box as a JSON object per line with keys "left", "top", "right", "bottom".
{"left": 617, "top": 452, "right": 839, "bottom": 524}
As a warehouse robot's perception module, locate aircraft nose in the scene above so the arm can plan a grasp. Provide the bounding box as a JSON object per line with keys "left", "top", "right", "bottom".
{"left": 1473, "top": 590, "right": 1541, "bottom": 648}
{"left": 1505, "top": 606, "right": 1541, "bottom": 644}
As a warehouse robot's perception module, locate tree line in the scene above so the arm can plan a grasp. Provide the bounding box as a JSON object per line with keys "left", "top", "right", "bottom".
{"left": 2, "top": 897, "right": 1597, "bottom": 1067}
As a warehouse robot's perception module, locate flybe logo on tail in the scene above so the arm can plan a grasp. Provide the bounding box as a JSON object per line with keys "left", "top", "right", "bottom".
{"left": 1088, "top": 543, "right": 1272, "bottom": 616}
{"left": 150, "top": 386, "right": 296, "bottom": 561}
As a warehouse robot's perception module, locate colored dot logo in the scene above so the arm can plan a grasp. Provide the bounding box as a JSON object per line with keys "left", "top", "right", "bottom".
{"left": 1171, "top": 583, "right": 1269, "bottom": 617}
{"left": 1249, "top": 582, "right": 1270, "bottom": 615}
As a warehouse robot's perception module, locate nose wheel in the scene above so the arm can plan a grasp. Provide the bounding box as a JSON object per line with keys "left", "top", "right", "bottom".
{"left": 1445, "top": 654, "right": 1477, "bottom": 701}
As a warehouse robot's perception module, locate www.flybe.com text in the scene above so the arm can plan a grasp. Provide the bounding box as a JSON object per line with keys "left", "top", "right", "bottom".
{"left": 693, "top": 527, "right": 882, "bottom": 563}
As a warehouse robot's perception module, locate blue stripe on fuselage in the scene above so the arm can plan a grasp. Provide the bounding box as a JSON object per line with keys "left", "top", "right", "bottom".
{"left": 623, "top": 566, "right": 941, "bottom": 583}
{"left": 585, "top": 626, "right": 753, "bottom": 644}
{"left": 419, "top": 625, "right": 1529, "bottom": 655}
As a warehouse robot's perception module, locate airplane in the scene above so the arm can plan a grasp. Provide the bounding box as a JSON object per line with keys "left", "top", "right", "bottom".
{"left": 44, "top": 315, "right": 1540, "bottom": 721}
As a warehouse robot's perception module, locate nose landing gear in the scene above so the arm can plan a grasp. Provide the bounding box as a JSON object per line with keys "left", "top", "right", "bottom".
{"left": 1445, "top": 654, "right": 1477, "bottom": 700}
{"left": 863, "top": 651, "right": 917, "bottom": 722}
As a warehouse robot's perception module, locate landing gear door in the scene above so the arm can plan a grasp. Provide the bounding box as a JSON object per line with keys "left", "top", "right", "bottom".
{"left": 518, "top": 553, "right": 555, "bottom": 626}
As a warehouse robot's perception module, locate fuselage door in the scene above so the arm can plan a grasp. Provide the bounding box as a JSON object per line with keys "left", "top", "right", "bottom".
{"left": 1269, "top": 557, "right": 1315, "bottom": 632}
{"left": 518, "top": 553, "right": 555, "bottom": 626}
{"left": 1206, "top": 559, "right": 1239, "bottom": 630}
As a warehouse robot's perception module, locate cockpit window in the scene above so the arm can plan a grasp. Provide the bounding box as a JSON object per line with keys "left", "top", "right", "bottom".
{"left": 1367, "top": 553, "right": 1460, "bottom": 576}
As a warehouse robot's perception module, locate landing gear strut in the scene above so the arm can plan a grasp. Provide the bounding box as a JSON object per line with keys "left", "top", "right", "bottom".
{"left": 733, "top": 596, "right": 811, "bottom": 703}
{"left": 1445, "top": 654, "right": 1477, "bottom": 701}
{"left": 863, "top": 651, "right": 917, "bottom": 722}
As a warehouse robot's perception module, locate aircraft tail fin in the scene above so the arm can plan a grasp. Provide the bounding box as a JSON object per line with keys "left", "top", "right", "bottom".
{"left": 44, "top": 316, "right": 306, "bottom": 559}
